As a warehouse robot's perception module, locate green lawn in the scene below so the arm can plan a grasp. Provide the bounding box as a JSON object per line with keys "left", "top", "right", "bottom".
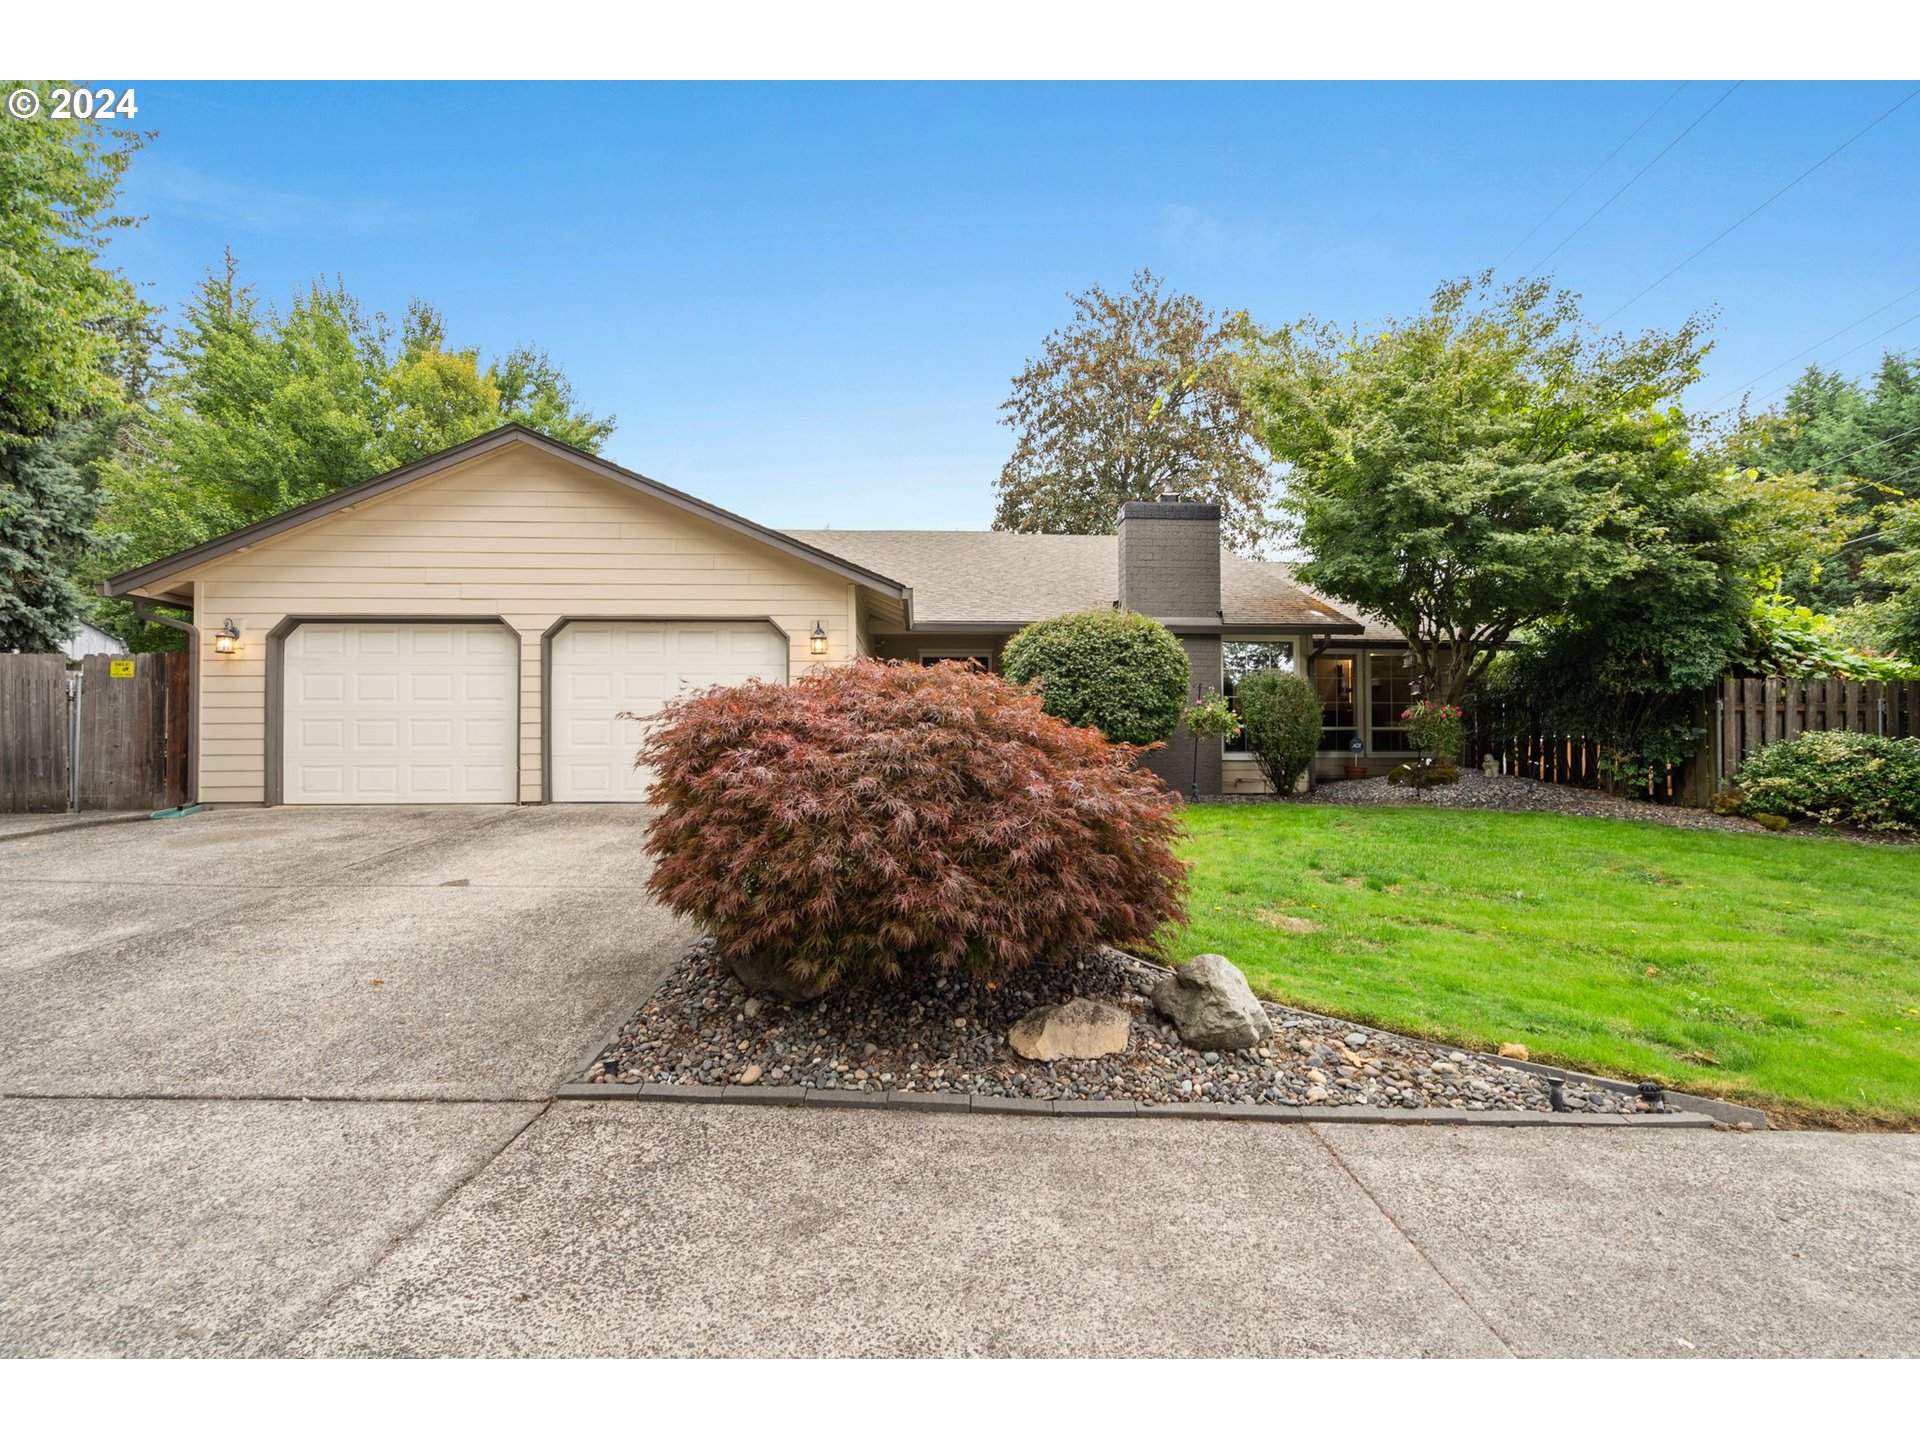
{"left": 1165, "top": 805, "right": 1920, "bottom": 1126}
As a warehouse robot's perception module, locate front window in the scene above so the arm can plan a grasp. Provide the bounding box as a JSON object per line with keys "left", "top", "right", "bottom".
{"left": 1315, "top": 655, "right": 1357, "bottom": 752}
{"left": 1368, "top": 651, "right": 1419, "bottom": 752}
{"left": 1221, "top": 640, "right": 1294, "bottom": 753}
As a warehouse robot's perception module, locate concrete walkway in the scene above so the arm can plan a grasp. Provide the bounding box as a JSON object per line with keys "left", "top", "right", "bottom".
{"left": 2, "top": 808, "right": 1914, "bottom": 1357}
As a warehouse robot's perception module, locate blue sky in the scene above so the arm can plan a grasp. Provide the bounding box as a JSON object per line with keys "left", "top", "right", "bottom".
{"left": 105, "top": 80, "right": 1920, "bottom": 529}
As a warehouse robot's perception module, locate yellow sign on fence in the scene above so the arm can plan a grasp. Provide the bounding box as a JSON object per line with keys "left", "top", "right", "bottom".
{"left": 109, "top": 659, "right": 135, "bottom": 679}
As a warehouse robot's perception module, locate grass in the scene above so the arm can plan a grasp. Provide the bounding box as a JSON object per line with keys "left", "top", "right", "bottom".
{"left": 1164, "top": 804, "right": 1920, "bottom": 1127}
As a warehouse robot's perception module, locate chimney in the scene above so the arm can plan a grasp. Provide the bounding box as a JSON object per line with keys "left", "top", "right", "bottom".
{"left": 1116, "top": 494, "right": 1222, "bottom": 621}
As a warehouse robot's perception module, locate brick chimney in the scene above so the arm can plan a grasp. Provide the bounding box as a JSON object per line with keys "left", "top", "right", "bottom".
{"left": 1117, "top": 493, "right": 1222, "bottom": 621}
{"left": 1116, "top": 493, "right": 1224, "bottom": 798}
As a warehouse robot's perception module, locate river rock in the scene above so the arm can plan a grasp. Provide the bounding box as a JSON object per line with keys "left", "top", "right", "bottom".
{"left": 1152, "top": 953, "right": 1273, "bottom": 1051}
{"left": 1008, "top": 998, "right": 1131, "bottom": 1061}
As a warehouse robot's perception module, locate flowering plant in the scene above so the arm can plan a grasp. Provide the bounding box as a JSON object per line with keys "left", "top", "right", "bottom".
{"left": 1401, "top": 700, "right": 1464, "bottom": 764}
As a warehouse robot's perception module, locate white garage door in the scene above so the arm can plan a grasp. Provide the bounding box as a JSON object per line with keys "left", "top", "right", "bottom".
{"left": 549, "top": 621, "right": 789, "bottom": 802}
{"left": 282, "top": 623, "right": 519, "bottom": 804}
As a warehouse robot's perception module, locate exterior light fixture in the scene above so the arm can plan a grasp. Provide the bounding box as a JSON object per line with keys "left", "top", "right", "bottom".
{"left": 809, "top": 622, "right": 828, "bottom": 657}
{"left": 212, "top": 619, "right": 242, "bottom": 656}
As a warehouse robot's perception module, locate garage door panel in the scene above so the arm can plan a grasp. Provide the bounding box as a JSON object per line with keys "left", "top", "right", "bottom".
{"left": 550, "top": 620, "right": 786, "bottom": 802}
{"left": 283, "top": 623, "right": 518, "bottom": 805}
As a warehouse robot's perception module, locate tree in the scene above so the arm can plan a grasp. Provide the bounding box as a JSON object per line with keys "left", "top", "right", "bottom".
{"left": 0, "top": 82, "right": 147, "bottom": 650}
{"left": 1246, "top": 273, "right": 1713, "bottom": 705}
{"left": 1000, "top": 608, "right": 1191, "bottom": 746}
{"left": 92, "top": 255, "right": 616, "bottom": 647}
{"left": 992, "top": 269, "right": 1276, "bottom": 552}
{"left": 1731, "top": 353, "right": 1920, "bottom": 616}
{"left": 1861, "top": 500, "right": 1920, "bottom": 658}
{"left": 0, "top": 438, "right": 95, "bottom": 650}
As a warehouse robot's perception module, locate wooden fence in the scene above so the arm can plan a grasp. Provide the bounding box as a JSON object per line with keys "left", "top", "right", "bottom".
{"left": 0, "top": 654, "right": 71, "bottom": 812}
{"left": 1718, "top": 675, "right": 1920, "bottom": 778}
{"left": 0, "top": 652, "right": 190, "bottom": 813}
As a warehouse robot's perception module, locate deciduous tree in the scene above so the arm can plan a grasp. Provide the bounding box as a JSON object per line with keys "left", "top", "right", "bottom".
{"left": 1246, "top": 273, "right": 1713, "bottom": 706}
{"left": 992, "top": 270, "right": 1275, "bottom": 552}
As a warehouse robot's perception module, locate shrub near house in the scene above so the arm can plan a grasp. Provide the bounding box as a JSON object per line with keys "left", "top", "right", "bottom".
{"left": 999, "top": 608, "right": 1190, "bottom": 745}
{"left": 1235, "top": 670, "right": 1321, "bottom": 794}
{"left": 639, "top": 659, "right": 1188, "bottom": 994}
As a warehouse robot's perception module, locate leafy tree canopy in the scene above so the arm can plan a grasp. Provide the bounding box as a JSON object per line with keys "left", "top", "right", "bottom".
{"left": 0, "top": 85, "right": 149, "bottom": 649}
{"left": 93, "top": 254, "right": 615, "bottom": 647}
{"left": 992, "top": 269, "right": 1276, "bottom": 553}
{"left": 1246, "top": 273, "right": 1716, "bottom": 705}
{"left": 1729, "top": 353, "right": 1920, "bottom": 613}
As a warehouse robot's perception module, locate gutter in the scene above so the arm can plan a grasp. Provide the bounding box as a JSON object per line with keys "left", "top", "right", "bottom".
{"left": 131, "top": 597, "right": 199, "bottom": 806}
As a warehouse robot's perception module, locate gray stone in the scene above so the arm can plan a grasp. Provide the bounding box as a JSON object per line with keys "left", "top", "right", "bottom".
{"left": 1008, "top": 998, "right": 1132, "bottom": 1061}
{"left": 1152, "top": 954, "right": 1274, "bottom": 1051}
{"left": 724, "top": 948, "right": 831, "bottom": 1003}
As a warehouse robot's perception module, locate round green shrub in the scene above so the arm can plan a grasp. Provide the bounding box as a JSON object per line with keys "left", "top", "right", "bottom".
{"left": 1736, "top": 731, "right": 1920, "bottom": 834}
{"left": 1000, "top": 608, "right": 1190, "bottom": 745}
{"left": 1236, "top": 670, "right": 1321, "bottom": 794}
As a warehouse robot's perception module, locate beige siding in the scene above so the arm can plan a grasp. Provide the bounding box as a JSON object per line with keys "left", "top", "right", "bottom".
{"left": 179, "top": 445, "right": 861, "bottom": 804}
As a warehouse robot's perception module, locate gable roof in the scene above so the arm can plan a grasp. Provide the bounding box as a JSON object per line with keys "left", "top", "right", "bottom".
{"left": 99, "top": 424, "right": 914, "bottom": 604}
{"left": 785, "top": 529, "right": 1369, "bottom": 633}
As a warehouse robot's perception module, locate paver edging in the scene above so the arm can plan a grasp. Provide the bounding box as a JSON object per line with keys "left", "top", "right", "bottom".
{"left": 553, "top": 1080, "right": 1718, "bottom": 1128}
{"left": 1114, "top": 951, "right": 1772, "bottom": 1130}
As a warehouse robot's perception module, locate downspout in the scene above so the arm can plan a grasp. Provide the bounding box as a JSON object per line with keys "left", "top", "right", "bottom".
{"left": 133, "top": 598, "right": 199, "bottom": 805}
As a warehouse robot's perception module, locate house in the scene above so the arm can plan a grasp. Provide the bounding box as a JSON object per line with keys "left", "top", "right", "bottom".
{"left": 59, "top": 620, "right": 130, "bottom": 662}
{"left": 98, "top": 424, "right": 1419, "bottom": 806}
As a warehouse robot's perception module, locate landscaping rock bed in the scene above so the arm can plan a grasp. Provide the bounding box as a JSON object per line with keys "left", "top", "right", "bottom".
{"left": 1239, "top": 769, "right": 1902, "bottom": 840}
{"left": 584, "top": 939, "right": 1644, "bottom": 1115}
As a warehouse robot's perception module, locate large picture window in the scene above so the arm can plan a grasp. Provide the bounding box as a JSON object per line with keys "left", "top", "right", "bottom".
{"left": 1314, "top": 654, "right": 1357, "bottom": 752}
{"left": 1368, "top": 650, "right": 1418, "bottom": 752}
{"left": 1221, "top": 640, "right": 1294, "bottom": 753}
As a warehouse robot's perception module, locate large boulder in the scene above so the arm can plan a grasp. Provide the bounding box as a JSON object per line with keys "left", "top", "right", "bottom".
{"left": 725, "top": 948, "right": 830, "bottom": 1003}
{"left": 1151, "top": 953, "right": 1273, "bottom": 1051}
{"left": 1007, "top": 998, "right": 1132, "bottom": 1061}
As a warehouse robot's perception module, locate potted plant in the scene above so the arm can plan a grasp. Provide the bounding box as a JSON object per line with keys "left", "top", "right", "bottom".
{"left": 1181, "top": 689, "right": 1241, "bottom": 799}
{"left": 1388, "top": 699, "right": 1464, "bottom": 790}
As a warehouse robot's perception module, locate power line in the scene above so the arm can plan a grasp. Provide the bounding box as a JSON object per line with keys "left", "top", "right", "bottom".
{"left": 1523, "top": 82, "right": 1742, "bottom": 276}
{"left": 1496, "top": 83, "right": 1689, "bottom": 270}
{"left": 1703, "top": 282, "right": 1920, "bottom": 409}
{"left": 1781, "top": 420, "right": 1920, "bottom": 477}
{"left": 1603, "top": 86, "right": 1920, "bottom": 324}
{"left": 1744, "top": 325, "right": 1920, "bottom": 412}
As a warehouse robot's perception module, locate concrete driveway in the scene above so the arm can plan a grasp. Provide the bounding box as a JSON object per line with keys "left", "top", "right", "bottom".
{"left": 0, "top": 805, "right": 684, "bottom": 1355}
{"left": 0, "top": 805, "right": 687, "bottom": 1099}
{"left": 3, "top": 808, "right": 1916, "bottom": 1357}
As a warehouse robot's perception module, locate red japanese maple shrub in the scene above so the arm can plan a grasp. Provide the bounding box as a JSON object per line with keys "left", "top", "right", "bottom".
{"left": 639, "top": 658, "right": 1188, "bottom": 991}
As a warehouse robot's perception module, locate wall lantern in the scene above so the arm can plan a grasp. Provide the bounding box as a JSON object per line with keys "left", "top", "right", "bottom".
{"left": 809, "top": 621, "right": 828, "bottom": 657}
{"left": 212, "top": 619, "right": 243, "bottom": 656}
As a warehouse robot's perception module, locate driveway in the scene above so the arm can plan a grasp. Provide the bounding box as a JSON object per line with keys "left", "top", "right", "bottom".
{"left": 0, "top": 805, "right": 687, "bottom": 1099}
{"left": 2, "top": 808, "right": 1915, "bottom": 1357}
{"left": 0, "top": 805, "right": 685, "bottom": 1356}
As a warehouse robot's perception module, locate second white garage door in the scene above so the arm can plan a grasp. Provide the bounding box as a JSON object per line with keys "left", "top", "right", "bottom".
{"left": 549, "top": 621, "right": 790, "bottom": 802}
{"left": 282, "top": 623, "right": 519, "bottom": 804}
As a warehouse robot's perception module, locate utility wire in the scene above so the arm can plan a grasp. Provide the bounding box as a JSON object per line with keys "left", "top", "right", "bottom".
{"left": 1703, "top": 283, "right": 1920, "bottom": 409}
{"left": 1744, "top": 325, "right": 1920, "bottom": 411}
{"left": 1523, "top": 82, "right": 1741, "bottom": 276}
{"left": 1496, "top": 83, "right": 1688, "bottom": 270}
{"left": 1603, "top": 86, "right": 1920, "bottom": 323}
